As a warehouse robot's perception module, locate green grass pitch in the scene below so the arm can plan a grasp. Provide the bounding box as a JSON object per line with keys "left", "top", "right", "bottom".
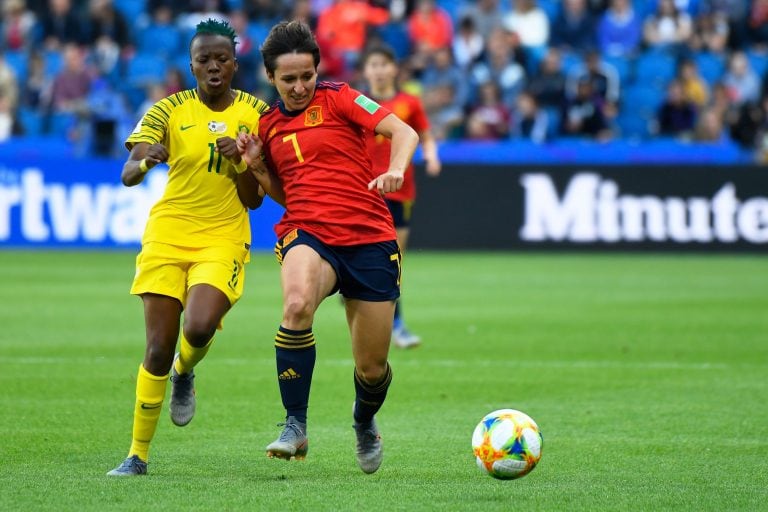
{"left": 1, "top": 250, "right": 766, "bottom": 511}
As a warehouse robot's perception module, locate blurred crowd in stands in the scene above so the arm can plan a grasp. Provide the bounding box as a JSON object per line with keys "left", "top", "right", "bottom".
{"left": 2, "top": 0, "right": 768, "bottom": 160}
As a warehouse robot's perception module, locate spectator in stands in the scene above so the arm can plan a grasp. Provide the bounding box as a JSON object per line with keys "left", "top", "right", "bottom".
{"left": 723, "top": 51, "right": 761, "bottom": 106}
{"left": 527, "top": 48, "right": 567, "bottom": 109}
{"left": 420, "top": 46, "right": 467, "bottom": 139}
{"left": 229, "top": 9, "right": 259, "bottom": 93}
{"left": 657, "top": 79, "right": 697, "bottom": 138}
{"left": 407, "top": 0, "right": 453, "bottom": 71}
{"left": 40, "top": 0, "right": 84, "bottom": 49}
{"left": 747, "top": 0, "right": 768, "bottom": 47}
{"left": 86, "top": 76, "right": 132, "bottom": 155}
{"left": 694, "top": 106, "right": 727, "bottom": 141}
{"left": 709, "top": 80, "right": 739, "bottom": 125}
{"left": 86, "top": 0, "right": 132, "bottom": 78}
{"left": 289, "top": 0, "right": 317, "bottom": 30}
{"left": 0, "top": 0, "right": 37, "bottom": 51}
{"left": 550, "top": 0, "right": 597, "bottom": 53}
{"left": 678, "top": 58, "right": 710, "bottom": 108}
{"left": 730, "top": 99, "right": 766, "bottom": 149}
{"left": 470, "top": 27, "right": 526, "bottom": 108}
{"left": 177, "top": 1, "right": 230, "bottom": 31}
{"left": 566, "top": 50, "right": 620, "bottom": 105}
{"left": 0, "top": 91, "right": 14, "bottom": 141}
{"left": 510, "top": 90, "right": 549, "bottom": 143}
{"left": 643, "top": 0, "right": 693, "bottom": 54}
{"left": 502, "top": 0, "right": 550, "bottom": 50}
{"left": 597, "top": 0, "right": 642, "bottom": 57}
{"left": 689, "top": 8, "right": 730, "bottom": 53}
{"left": 243, "top": 0, "right": 290, "bottom": 24}
{"left": 699, "top": 0, "right": 747, "bottom": 48}
{"left": 465, "top": 80, "right": 510, "bottom": 140}
{"left": 316, "top": 0, "right": 389, "bottom": 78}
{"left": 86, "top": 0, "right": 131, "bottom": 49}
{"left": 0, "top": 50, "right": 19, "bottom": 111}
{"left": 20, "top": 50, "right": 47, "bottom": 110}
{"left": 561, "top": 77, "right": 612, "bottom": 140}
{"left": 46, "top": 43, "right": 91, "bottom": 112}
{"left": 458, "top": 0, "right": 503, "bottom": 38}
{"left": 452, "top": 15, "right": 484, "bottom": 70}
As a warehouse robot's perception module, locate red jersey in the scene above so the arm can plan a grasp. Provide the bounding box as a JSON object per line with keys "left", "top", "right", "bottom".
{"left": 259, "top": 82, "right": 396, "bottom": 246}
{"left": 365, "top": 91, "right": 430, "bottom": 202}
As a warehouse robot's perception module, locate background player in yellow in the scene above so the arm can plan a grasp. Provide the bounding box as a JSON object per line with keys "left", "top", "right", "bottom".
{"left": 107, "top": 19, "right": 269, "bottom": 476}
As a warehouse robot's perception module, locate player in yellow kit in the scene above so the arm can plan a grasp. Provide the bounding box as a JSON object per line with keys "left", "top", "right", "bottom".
{"left": 107, "top": 19, "right": 269, "bottom": 476}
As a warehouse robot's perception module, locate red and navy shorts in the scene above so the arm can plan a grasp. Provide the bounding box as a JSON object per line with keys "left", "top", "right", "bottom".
{"left": 274, "top": 229, "right": 401, "bottom": 302}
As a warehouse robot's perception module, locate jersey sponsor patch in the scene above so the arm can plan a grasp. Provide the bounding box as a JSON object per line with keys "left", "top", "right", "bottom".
{"left": 304, "top": 105, "right": 323, "bottom": 126}
{"left": 354, "top": 94, "right": 381, "bottom": 115}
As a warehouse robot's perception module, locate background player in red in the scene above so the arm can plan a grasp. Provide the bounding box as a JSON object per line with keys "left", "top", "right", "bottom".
{"left": 237, "top": 21, "right": 419, "bottom": 474}
{"left": 362, "top": 44, "right": 442, "bottom": 349}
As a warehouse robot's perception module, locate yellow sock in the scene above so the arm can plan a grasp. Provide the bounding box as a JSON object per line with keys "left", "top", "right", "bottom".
{"left": 128, "top": 364, "right": 168, "bottom": 462}
{"left": 174, "top": 334, "right": 213, "bottom": 375}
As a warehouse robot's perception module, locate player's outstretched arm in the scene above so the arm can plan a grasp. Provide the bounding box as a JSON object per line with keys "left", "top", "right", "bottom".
{"left": 121, "top": 142, "right": 169, "bottom": 187}
{"left": 236, "top": 132, "right": 286, "bottom": 207}
{"left": 216, "top": 136, "right": 264, "bottom": 209}
{"left": 368, "top": 113, "right": 419, "bottom": 194}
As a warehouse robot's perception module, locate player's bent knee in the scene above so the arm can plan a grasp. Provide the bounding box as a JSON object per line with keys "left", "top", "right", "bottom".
{"left": 183, "top": 318, "right": 217, "bottom": 347}
{"left": 355, "top": 361, "right": 389, "bottom": 385}
{"left": 143, "top": 343, "right": 175, "bottom": 375}
{"left": 282, "top": 293, "right": 316, "bottom": 325}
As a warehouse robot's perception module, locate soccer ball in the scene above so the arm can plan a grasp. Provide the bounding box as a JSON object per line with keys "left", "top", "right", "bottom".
{"left": 471, "top": 408, "right": 543, "bottom": 480}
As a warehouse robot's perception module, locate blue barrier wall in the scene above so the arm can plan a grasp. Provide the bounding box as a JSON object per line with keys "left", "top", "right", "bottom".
{"left": 0, "top": 137, "right": 758, "bottom": 249}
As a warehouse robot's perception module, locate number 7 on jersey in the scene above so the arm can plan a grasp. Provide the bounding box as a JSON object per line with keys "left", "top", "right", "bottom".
{"left": 282, "top": 133, "right": 305, "bottom": 163}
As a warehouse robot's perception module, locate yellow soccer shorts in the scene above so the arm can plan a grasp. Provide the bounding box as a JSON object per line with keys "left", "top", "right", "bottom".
{"left": 130, "top": 241, "right": 249, "bottom": 307}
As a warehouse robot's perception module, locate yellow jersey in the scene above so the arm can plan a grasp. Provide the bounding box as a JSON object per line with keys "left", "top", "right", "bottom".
{"left": 126, "top": 89, "right": 269, "bottom": 248}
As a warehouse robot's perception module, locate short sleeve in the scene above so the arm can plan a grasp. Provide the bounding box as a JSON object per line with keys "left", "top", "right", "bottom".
{"left": 333, "top": 84, "right": 392, "bottom": 132}
{"left": 125, "top": 98, "right": 171, "bottom": 150}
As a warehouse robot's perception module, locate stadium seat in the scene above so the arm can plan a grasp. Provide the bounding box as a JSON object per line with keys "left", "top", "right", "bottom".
{"left": 125, "top": 52, "right": 169, "bottom": 88}
{"left": 693, "top": 52, "right": 725, "bottom": 86}
{"left": 136, "top": 25, "right": 181, "bottom": 58}
{"left": 537, "top": 0, "right": 561, "bottom": 22}
{"left": 746, "top": 50, "right": 768, "bottom": 79}
{"left": 620, "top": 84, "right": 664, "bottom": 139}
{"left": 47, "top": 112, "right": 78, "bottom": 137}
{"left": 43, "top": 50, "right": 64, "bottom": 78}
{"left": 635, "top": 50, "right": 676, "bottom": 88}
{"left": 377, "top": 22, "right": 412, "bottom": 61}
{"left": 114, "top": 0, "right": 147, "bottom": 24}
{"left": 560, "top": 51, "right": 583, "bottom": 76}
{"left": 603, "top": 54, "right": 632, "bottom": 85}
{"left": 4, "top": 50, "right": 28, "bottom": 83}
{"left": 18, "top": 108, "right": 43, "bottom": 135}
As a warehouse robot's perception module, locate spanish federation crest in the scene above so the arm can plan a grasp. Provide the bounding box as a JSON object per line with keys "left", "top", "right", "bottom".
{"left": 304, "top": 106, "right": 323, "bottom": 127}
{"left": 208, "top": 121, "right": 227, "bottom": 133}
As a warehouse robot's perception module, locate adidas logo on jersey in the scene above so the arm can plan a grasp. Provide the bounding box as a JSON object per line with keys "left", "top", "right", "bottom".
{"left": 279, "top": 368, "right": 300, "bottom": 380}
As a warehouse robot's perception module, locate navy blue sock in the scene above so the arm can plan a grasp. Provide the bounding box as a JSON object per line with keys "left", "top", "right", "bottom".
{"left": 353, "top": 363, "right": 392, "bottom": 425}
{"left": 275, "top": 326, "right": 316, "bottom": 424}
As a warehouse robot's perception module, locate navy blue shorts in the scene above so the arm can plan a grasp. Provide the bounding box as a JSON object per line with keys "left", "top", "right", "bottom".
{"left": 385, "top": 199, "right": 413, "bottom": 228}
{"left": 274, "top": 229, "right": 401, "bottom": 302}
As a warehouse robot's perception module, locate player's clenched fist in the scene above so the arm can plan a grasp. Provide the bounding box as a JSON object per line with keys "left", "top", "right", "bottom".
{"left": 368, "top": 170, "right": 404, "bottom": 195}
{"left": 215, "top": 136, "right": 241, "bottom": 163}
{"left": 144, "top": 143, "right": 169, "bottom": 169}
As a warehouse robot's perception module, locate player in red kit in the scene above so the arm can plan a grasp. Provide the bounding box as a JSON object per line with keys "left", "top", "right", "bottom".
{"left": 362, "top": 44, "right": 442, "bottom": 349}
{"left": 237, "top": 21, "right": 419, "bottom": 475}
